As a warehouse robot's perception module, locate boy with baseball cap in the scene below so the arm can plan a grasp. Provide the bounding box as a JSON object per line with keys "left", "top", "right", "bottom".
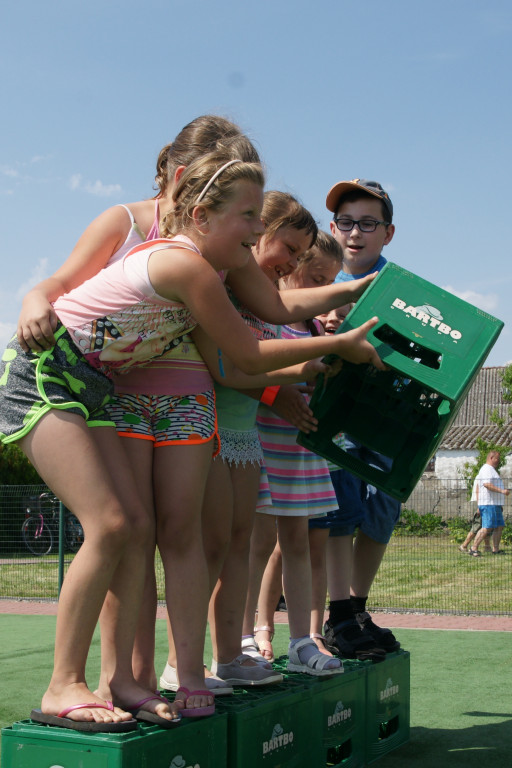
{"left": 310, "top": 179, "right": 401, "bottom": 660}
{"left": 326, "top": 178, "right": 394, "bottom": 278}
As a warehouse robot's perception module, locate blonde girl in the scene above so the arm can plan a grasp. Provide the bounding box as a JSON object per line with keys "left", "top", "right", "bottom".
{"left": 16, "top": 116, "right": 264, "bottom": 721}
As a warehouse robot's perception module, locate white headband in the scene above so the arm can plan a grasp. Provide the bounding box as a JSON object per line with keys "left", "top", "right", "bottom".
{"left": 195, "top": 159, "right": 240, "bottom": 204}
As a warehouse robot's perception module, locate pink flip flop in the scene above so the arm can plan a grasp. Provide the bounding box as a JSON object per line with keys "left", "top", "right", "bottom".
{"left": 176, "top": 687, "right": 215, "bottom": 717}
{"left": 127, "top": 694, "right": 181, "bottom": 728}
{"left": 30, "top": 700, "right": 137, "bottom": 732}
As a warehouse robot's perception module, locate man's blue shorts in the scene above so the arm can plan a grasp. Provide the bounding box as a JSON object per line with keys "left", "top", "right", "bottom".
{"left": 478, "top": 505, "right": 505, "bottom": 529}
{"left": 308, "top": 437, "right": 401, "bottom": 544}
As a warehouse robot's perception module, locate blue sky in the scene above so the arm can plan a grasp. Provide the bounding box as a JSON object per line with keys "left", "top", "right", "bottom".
{"left": 1, "top": 0, "right": 511, "bottom": 366}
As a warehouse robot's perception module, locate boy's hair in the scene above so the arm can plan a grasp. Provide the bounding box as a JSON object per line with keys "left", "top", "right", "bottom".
{"left": 297, "top": 230, "right": 343, "bottom": 271}
{"left": 160, "top": 150, "right": 264, "bottom": 237}
{"left": 154, "top": 115, "right": 261, "bottom": 195}
{"left": 336, "top": 189, "right": 392, "bottom": 224}
{"left": 262, "top": 190, "right": 318, "bottom": 246}
{"left": 326, "top": 179, "right": 393, "bottom": 223}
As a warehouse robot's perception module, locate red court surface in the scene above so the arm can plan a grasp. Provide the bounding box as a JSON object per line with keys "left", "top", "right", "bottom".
{"left": 1, "top": 599, "right": 511, "bottom": 631}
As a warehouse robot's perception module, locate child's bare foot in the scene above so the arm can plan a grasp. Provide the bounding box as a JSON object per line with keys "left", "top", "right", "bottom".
{"left": 310, "top": 632, "right": 334, "bottom": 656}
{"left": 254, "top": 626, "right": 275, "bottom": 662}
{"left": 110, "top": 680, "right": 182, "bottom": 723}
{"left": 40, "top": 682, "right": 133, "bottom": 724}
{"left": 175, "top": 674, "right": 214, "bottom": 716}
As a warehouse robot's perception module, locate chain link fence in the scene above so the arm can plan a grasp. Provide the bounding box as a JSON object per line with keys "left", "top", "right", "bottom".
{"left": 1, "top": 482, "right": 510, "bottom": 614}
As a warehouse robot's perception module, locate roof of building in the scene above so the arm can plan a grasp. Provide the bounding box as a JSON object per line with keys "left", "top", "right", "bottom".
{"left": 439, "top": 366, "right": 511, "bottom": 450}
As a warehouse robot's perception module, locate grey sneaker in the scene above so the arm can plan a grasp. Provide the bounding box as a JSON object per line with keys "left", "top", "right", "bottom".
{"left": 159, "top": 662, "right": 234, "bottom": 696}
{"left": 211, "top": 654, "right": 283, "bottom": 686}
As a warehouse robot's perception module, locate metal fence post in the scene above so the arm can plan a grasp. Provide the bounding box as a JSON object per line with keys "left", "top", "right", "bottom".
{"left": 58, "top": 501, "right": 65, "bottom": 595}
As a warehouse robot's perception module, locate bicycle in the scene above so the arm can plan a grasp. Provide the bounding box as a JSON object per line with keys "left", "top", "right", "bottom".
{"left": 21, "top": 492, "right": 84, "bottom": 556}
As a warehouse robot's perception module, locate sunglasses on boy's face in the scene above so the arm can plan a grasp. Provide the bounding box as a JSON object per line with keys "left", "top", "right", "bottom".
{"left": 333, "top": 217, "right": 390, "bottom": 233}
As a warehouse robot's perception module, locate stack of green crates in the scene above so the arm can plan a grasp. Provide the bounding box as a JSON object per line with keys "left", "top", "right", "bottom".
{"left": 2, "top": 654, "right": 411, "bottom": 767}
{"left": 274, "top": 657, "right": 368, "bottom": 767}
{"left": 298, "top": 263, "right": 504, "bottom": 501}
{"left": 2, "top": 651, "right": 410, "bottom": 768}
{"left": 214, "top": 681, "right": 315, "bottom": 767}
{"left": 365, "top": 650, "right": 410, "bottom": 763}
{"left": 0, "top": 715, "right": 228, "bottom": 768}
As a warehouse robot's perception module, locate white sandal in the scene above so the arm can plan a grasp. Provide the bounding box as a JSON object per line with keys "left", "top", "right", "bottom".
{"left": 254, "top": 625, "right": 275, "bottom": 663}
{"left": 159, "top": 663, "right": 234, "bottom": 695}
{"left": 287, "top": 637, "right": 343, "bottom": 677}
{"left": 241, "top": 636, "right": 272, "bottom": 668}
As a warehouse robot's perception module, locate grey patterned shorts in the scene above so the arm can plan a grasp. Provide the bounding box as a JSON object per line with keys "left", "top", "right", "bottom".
{"left": 0, "top": 325, "right": 114, "bottom": 444}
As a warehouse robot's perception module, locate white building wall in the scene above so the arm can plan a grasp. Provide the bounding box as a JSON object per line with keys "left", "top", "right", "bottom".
{"left": 435, "top": 449, "right": 512, "bottom": 483}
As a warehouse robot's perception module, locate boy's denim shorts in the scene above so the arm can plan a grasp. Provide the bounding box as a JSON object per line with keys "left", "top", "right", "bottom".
{"left": 308, "top": 437, "right": 401, "bottom": 544}
{"left": 478, "top": 505, "right": 505, "bottom": 529}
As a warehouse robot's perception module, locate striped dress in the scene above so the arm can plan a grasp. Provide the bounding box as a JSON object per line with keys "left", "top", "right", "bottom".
{"left": 256, "top": 323, "right": 337, "bottom": 518}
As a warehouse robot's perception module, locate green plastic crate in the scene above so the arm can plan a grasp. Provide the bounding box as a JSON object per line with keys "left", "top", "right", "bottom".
{"left": 215, "top": 681, "right": 316, "bottom": 768}
{"left": 0, "top": 714, "right": 228, "bottom": 768}
{"left": 298, "top": 263, "right": 504, "bottom": 500}
{"left": 364, "top": 650, "right": 410, "bottom": 764}
{"left": 273, "top": 657, "right": 367, "bottom": 768}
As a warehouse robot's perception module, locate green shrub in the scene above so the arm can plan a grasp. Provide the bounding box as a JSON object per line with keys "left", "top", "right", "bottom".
{"left": 0, "top": 444, "right": 42, "bottom": 485}
{"left": 501, "top": 519, "right": 512, "bottom": 545}
{"left": 446, "top": 516, "right": 472, "bottom": 543}
{"left": 394, "top": 508, "right": 445, "bottom": 536}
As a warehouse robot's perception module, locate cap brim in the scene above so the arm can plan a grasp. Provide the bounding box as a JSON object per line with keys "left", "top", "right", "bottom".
{"left": 325, "top": 181, "right": 369, "bottom": 212}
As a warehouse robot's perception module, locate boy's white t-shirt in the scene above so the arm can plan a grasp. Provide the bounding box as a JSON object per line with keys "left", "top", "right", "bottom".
{"left": 471, "top": 463, "right": 504, "bottom": 506}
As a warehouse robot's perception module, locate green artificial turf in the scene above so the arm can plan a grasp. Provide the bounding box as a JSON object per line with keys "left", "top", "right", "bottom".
{"left": 1, "top": 617, "right": 511, "bottom": 767}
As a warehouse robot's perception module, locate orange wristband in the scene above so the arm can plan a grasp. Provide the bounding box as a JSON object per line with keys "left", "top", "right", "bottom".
{"left": 260, "top": 385, "right": 280, "bottom": 406}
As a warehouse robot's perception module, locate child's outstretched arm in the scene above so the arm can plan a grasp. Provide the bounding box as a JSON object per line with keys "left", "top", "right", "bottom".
{"left": 17, "top": 206, "right": 134, "bottom": 352}
{"left": 151, "top": 247, "right": 384, "bottom": 375}
{"left": 331, "top": 317, "right": 384, "bottom": 369}
{"left": 226, "top": 253, "right": 376, "bottom": 324}
{"left": 191, "top": 326, "right": 332, "bottom": 387}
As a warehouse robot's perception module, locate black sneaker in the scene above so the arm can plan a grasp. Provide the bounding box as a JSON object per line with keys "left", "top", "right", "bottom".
{"left": 354, "top": 611, "right": 401, "bottom": 652}
{"left": 323, "top": 618, "right": 386, "bottom": 662}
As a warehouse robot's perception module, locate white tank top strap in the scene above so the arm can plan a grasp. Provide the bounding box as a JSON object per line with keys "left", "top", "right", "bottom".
{"left": 116, "top": 203, "right": 135, "bottom": 225}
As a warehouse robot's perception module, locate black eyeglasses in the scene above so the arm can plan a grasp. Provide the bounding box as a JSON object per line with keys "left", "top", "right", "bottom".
{"left": 333, "top": 217, "right": 390, "bottom": 233}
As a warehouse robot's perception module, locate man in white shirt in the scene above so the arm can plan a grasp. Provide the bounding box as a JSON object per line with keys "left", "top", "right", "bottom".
{"left": 470, "top": 451, "right": 509, "bottom": 556}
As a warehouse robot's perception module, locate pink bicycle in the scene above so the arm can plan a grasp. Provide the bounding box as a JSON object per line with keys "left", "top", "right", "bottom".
{"left": 21, "top": 492, "right": 83, "bottom": 556}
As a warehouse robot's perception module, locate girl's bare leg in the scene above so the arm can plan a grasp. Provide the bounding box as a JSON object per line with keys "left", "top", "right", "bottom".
{"left": 79, "top": 427, "right": 180, "bottom": 722}
{"left": 277, "top": 516, "right": 312, "bottom": 639}
{"left": 97, "top": 437, "right": 159, "bottom": 693}
{"left": 203, "top": 458, "right": 235, "bottom": 589}
{"left": 163, "top": 457, "right": 234, "bottom": 681}
{"left": 155, "top": 443, "right": 214, "bottom": 713}
{"left": 209, "top": 462, "right": 263, "bottom": 665}
{"left": 280, "top": 516, "right": 339, "bottom": 669}
{"left": 308, "top": 527, "right": 332, "bottom": 654}
{"left": 249, "top": 533, "right": 282, "bottom": 662}
{"left": 242, "top": 512, "right": 278, "bottom": 638}
{"left": 20, "top": 413, "right": 139, "bottom": 725}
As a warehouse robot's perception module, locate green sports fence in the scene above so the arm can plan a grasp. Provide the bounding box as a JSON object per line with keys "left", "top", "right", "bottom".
{"left": 1, "top": 483, "right": 510, "bottom": 615}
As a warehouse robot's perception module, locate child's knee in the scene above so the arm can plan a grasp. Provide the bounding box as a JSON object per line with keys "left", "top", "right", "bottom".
{"left": 157, "top": 512, "right": 200, "bottom": 554}
{"left": 97, "top": 499, "right": 146, "bottom": 549}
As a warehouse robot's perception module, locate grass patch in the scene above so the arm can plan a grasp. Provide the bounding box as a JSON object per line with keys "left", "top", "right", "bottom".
{"left": 2, "top": 537, "right": 510, "bottom": 614}
{"left": 369, "top": 536, "right": 511, "bottom": 613}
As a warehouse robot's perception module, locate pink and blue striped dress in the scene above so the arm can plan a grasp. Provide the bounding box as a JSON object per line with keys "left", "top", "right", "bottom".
{"left": 256, "top": 323, "right": 337, "bottom": 518}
